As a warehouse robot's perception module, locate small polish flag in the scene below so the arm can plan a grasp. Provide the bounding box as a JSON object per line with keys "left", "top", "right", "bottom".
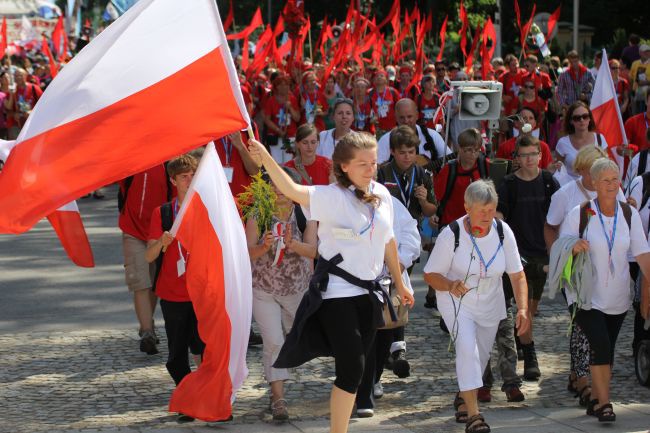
{"left": 169, "top": 142, "right": 252, "bottom": 421}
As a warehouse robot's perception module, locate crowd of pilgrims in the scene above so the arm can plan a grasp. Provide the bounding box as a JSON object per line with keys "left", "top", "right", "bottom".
{"left": 114, "top": 39, "right": 650, "bottom": 433}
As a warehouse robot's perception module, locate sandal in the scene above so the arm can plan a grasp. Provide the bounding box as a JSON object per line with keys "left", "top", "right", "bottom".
{"left": 575, "top": 385, "right": 591, "bottom": 407}
{"left": 465, "top": 413, "right": 491, "bottom": 433}
{"left": 594, "top": 403, "right": 616, "bottom": 422}
{"left": 567, "top": 374, "right": 578, "bottom": 393}
{"left": 586, "top": 398, "right": 599, "bottom": 416}
{"left": 271, "top": 398, "right": 289, "bottom": 421}
{"left": 454, "top": 392, "right": 468, "bottom": 423}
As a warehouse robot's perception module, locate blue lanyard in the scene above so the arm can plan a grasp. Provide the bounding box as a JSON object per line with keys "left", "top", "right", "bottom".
{"left": 377, "top": 87, "right": 388, "bottom": 106}
{"left": 357, "top": 184, "right": 376, "bottom": 237}
{"left": 391, "top": 166, "right": 415, "bottom": 209}
{"left": 220, "top": 138, "right": 232, "bottom": 166}
{"left": 469, "top": 220, "right": 503, "bottom": 274}
{"left": 173, "top": 198, "right": 179, "bottom": 219}
{"left": 594, "top": 199, "right": 618, "bottom": 258}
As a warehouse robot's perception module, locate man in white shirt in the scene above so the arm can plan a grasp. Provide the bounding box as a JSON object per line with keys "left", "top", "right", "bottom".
{"left": 377, "top": 98, "right": 451, "bottom": 164}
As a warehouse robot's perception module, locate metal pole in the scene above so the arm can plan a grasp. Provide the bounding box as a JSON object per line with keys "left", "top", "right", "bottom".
{"left": 495, "top": 0, "right": 502, "bottom": 59}
{"left": 268, "top": 0, "right": 272, "bottom": 27}
{"left": 572, "top": 0, "right": 579, "bottom": 51}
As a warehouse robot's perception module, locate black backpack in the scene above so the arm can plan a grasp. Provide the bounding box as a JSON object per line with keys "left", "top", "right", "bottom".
{"left": 578, "top": 200, "right": 631, "bottom": 239}
{"left": 500, "top": 170, "right": 557, "bottom": 219}
{"left": 448, "top": 218, "right": 504, "bottom": 252}
{"left": 638, "top": 149, "right": 649, "bottom": 177}
{"left": 118, "top": 163, "right": 173, "bottom": 213}
{"left": 152, "top": 202, "right": 174, "bottom": 292}
{"left": 435, "top": 156, "right": 489, "bottom": 220}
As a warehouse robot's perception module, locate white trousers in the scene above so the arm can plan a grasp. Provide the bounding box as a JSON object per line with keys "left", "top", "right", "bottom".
{"left": 439, "top": 301, "right": 499, "bottom": 391}
{"left": 252, "top": 289, "right": 304, "bottom": 383}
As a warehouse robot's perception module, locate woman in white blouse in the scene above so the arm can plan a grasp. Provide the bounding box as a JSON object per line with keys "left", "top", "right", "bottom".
{"left": 560, "top": 158, "right": 650, "bottom": 422}
{"left": 555, "top": 101, "right": 608, "bottom": 181}
{"left": 424, "top": 180, "right": 530, "bottom": 433}
{"left": 247, "top": 132, "right": 414, "bottom": 433}
{"left": 317, "top": 99, "right": 354, "bottom": 160}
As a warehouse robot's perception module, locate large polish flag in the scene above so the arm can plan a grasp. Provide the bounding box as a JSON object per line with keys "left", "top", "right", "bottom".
{"left": 590, "top": 49, "right": 628, "bottom": 175}
{"left": 0, "top": 0, "right": 249, "bottom": 234}
{"left": 1, "top": 139, "right": 94, "bottom": 267}
{"left": 169, "top": 142, "right": 252, "bottom": 421}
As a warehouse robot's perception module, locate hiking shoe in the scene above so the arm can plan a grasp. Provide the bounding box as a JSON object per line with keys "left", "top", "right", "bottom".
{"left": 356, "top": 408, "right": 374, "bottom": 418}
{"left": 504, "top": 385, "right": 525, "bottom": 402}
{"left": 248, "top": 330, "right": 263, "bottom": 346}
{"left": 271, "top": 399, "right": 289, "bottom": 421}
{"left": 391, "top": 350, "right": 410, "bottom": 378}
{"left": 373, "top": 381, "right": 384, "bottom": 399}
{"left": 139, "top": 330, "right": 158, "bottom": 355}
{"left": 477, "top": 386, "right": 492, "bottom": 403}
{"left": 522, "top": 342, "right": 541, "bottom": 381}
{"left": 177, "top": 413, "right": 195, "bottom": 422}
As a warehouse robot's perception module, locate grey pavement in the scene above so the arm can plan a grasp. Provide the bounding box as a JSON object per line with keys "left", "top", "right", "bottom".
{"left": 1, "top": 186, "right": 650, "bottom": 433}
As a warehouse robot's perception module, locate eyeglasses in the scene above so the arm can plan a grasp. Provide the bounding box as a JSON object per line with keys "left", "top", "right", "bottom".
{"left": 523, "top": 84, "right": 536, "bottom": 89}
{"left": 460, "top": 147, "right": 481, "bottom": 154}
{"left": 517, "top": 151, "right": 540, "bottom": 159}
{"left": 335, "top": 97, "right": 353, "bottom": 106}
{"left": 572, "top": 113, "right": 590, "bottom": 122}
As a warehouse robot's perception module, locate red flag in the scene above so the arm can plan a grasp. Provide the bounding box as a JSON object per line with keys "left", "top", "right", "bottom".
{"left": 41, "top": 37, "right": 58, "bottom": 78}
{"left": 226, "top": 7, "right": 262, "bottom": 40}
{"left": 222, "top": 0, "right": 234, "bottom": 32}
{"left": 0, "top": 17, "right": 6, "bottom": 58}
{"left": 481, "top": 18, "right": 496, "bottom": 80}
{"left": 169, "top": 143, "right": 252, "bottom": 421}
{"left": 465, "top": 25, "right": 482, "bottom": 74}
{"left": 546, "top": 5, "right": 561, "bottom": 42}
{"left": 515, "top": 0, "right": 536, "bottom": 54}
{"left": 436, "top": 15, "right": 448, "bottom": 62}
{"left": 378, "top": 0, "right": 400, "bottom": 29}
{"left": 0, "top": 0, "right": 250, "bottom": 234}
{"left": 47, "top": 201, "right": 95, "bottom": 267}
{"left": 459, "top": 0, "right": 469, "bottom": 59}
{"left": 423, "top": 11, "right": 433, "bottom": 34}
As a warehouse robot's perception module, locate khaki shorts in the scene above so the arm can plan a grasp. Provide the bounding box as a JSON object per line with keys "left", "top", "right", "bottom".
{"left": 122, "top": 233, "right": 156, "bottom": 292}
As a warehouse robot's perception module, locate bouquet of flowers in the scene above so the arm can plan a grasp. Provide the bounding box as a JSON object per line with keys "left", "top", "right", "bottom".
{"left": 282, "top": 0, "right": 306, "bottom": 40}
{"left": 237, "top": 172, "right": 278, "bottom": 235}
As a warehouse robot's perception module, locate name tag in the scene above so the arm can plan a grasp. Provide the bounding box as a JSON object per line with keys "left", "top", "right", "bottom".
{"left": 477, "top": 277, "right": 493, "bottom": 294}
{"left": 223, "top": 166, "right": 234, "bottom": 183}
{"left": 332, "top": 228, "right": 356, "bottom": 240}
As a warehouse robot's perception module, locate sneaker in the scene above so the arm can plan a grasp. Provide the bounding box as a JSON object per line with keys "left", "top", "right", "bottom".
{"left": 391, "top": 350, "right": 410, "bottom": 378}
{"left": 373, "top": 382, "right": 384, "bottom": 399}
{"left": 522, "top": 342, "right": 541, "bottom": 381}
{"left": 477, "top": 386, "right": 492, "bottom": 403}
{"left": 424, "top": 292, "right": 438, "bottom": 309}
{"left": 504, "top": 385, "right": 525, "bottom": 402}
{"left": 271, "top": 398, "right": 289, "bottom": 421}
{"left": 248, "top": 330, "right": 263, "bottom": 346}
{"left": 356, "top": 408, "right": 374, "bottom": 418}
{"left": 139, "top": 330, "right": 158, "bottom": 355}
{"left": 177, "top": 413, "right": 195, "bottom": 422}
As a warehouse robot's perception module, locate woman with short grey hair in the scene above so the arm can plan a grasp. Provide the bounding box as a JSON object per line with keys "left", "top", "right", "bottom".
{"left": 424, "top": 179, "right": 530, "bottom": 433}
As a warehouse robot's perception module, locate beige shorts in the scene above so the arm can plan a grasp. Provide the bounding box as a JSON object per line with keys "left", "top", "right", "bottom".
{"left": 122, "top": 233, "right": 156, "bottom": 292}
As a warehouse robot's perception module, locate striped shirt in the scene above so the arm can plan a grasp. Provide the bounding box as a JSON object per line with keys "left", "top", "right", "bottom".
{"left": 557, "top": 69, "right": 595, "bottom": 107}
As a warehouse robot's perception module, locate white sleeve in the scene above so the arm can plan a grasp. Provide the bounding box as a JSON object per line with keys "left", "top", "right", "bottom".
{"left": 391, "top": 197, "right": 421, "bottom": 268}
{"left": 624, "top": 154, "right": 640, "bottom": 186}
{"left": 546, "top": 188, "right": 569, "bottom": 226}
{"left": 304, "top": 185, "right": 340, "bottom": 222}
{"left": 377, "top": 133, "right": 391, "bottom": 164}
{"left": 424, "top": 225, "right": 454, "bottom": 275}
{"left": 616, "top": 188, "right": 626, "bottom": 202}
{"left": 630, "top": 207, "right": 650, "bottom": 256}
{"left": 503, "top": 222, "right": 524, "bottom": 274}
{"left": 560, "top": 205, "right": 581, "bottom": 237}
{"left": 629, "top": 176, "right": 643, "bottom": 208}
{"left": 317, "top": 131, "right": 327, "bottom": 157}
{"left": 383, "top": 190, "right": 395, "bottom": 244}
{"left": 555, "top": 137, "right": 569, "bottom": 158}
{"left": 431, "top": 129, "right": 452, "bottom": 155}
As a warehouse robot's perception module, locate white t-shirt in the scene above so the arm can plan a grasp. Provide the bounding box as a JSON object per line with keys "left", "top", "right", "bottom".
{"left": 302, "top": 181, "right": 395, "bottom": 299}
{"left": 555, "top": 133, "right": 608, "bottom": 180}
{"left": 546, "top": 178, "right": 626, "bottom": 228}
{"left": 629, "top": 175, "right": 650, "bottom": 235}
{"left": 423, "top": 217, "right": 524, "bottom": 326}
{"left": 317, "top": 129, "right": 348, "bottom": 160}
{"left": 624, "top": 152, "right": 650, "bottom": 186}
{"left": 377, "top": 125, "right": 451, "bottom": 164}
{"left": 391, "top": 196, "right": 421, "bottom": 294}
{"left": 560, "top": 200, "right": 650, "bottom": 314}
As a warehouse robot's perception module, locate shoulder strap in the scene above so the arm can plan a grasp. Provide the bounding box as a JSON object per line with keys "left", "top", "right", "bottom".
{"left": 496, "top": 219, "right": 504, "bottom": 246}
{"left": 619, "top": 201, "right": 632, "bottom": 232}
{"left": 117, "top": 176, "right": 134, "bottom": 212}
{"left": 541, "top": 170, "right": 556, "bottom": 211}
{"left": 163, "top": 161, "right": 173, "bottom": 201}
{"left": 502, "top": 174, "right": 518, "bottom": 219}
{"left": 153, "top": 202, "right": 174, "bottom": 291}
{"left": 477, "top": 154, "right": 488, "bottom": 179}
{"left": 596, "top": 133, "right": 602, "bottom": 147}
{"left": 419, "top": 125, "right": 438, "bottom": 160}
{"left": 639, "top": 149, "right": 649, "bottom": 177}
{"left": 640, "top": 172, "right": 650, "bottom": 209}
{"left": 436, "top": 160, "right": 458, "bottom": 218}
{"left": 294, "top": 204, "right": 307, "bottom": 234}
{"left": 578, "top": 201, "right": 591, "bottom": 239}
{"left": 449, "top": 220, "right": 460, "bottom": 252}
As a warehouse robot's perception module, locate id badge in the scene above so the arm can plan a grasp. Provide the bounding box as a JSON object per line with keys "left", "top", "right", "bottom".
{"left": 223, "top": 166, "right": 234, "bottom": 183}
{"left": 332, "top": 228, "right": 356, "bottom": 240}
{"left": 477, "top": 277, "right": 492, "bottom": 294}
{"left": 177, "top": 258, "right": 186, "bottom": 277}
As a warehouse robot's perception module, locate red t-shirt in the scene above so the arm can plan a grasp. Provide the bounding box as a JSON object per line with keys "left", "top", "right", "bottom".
{"left": 119, "top": 164, "right": 173, "bottom": 240}
{"left": 148, "top": 202, "right": 190, "bottom": 302}
{"left": 434, "top": 160, "right": 489, "bottom": 226}
{"left": 624, "top": 113, "right": 650, "bottom": 151}
{"left": 285, "top": 155, "right": 332, "bottom": 185}
{"left": 369, "top": 86, "right": 399, "bottom": 131}
{"left": 417, "top": 92, "right": 440, "bottom": 129}
{"left": 8, "top": 83, "right": 43, "bottom": 128}
{"left": 499, "top": 70, "right": 525, "bottom": 115}
{"left": 496, "top": 137, "right": 553, "bottom": 168}
{"left": 615, "top": 78, "right": 629, "bottom": 107}
{"left": 263, "top": 95, "right": 299, "bottom": 138}
{"left": 519, "top": 96, "right": 547, "bottom": 124}
{"left": 215, "top": 134, "right": 252, "bottom": 198}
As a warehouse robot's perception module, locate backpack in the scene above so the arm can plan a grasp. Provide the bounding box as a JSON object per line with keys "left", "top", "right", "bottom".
{"left": 448, "top": 218, "right": 504, "bottom": 252}
{"left": 419, "top": 124, "right": 439, "bottom": 161}
{"left": 118, "top": 163, "right": 173, "bottom": 213}
{"left": 435, "top": 156, "right": 489, "bottom": 220}
{"left": 638, "top": 149, "right": 649, "bottom": 177}
{"left": 294, "top": 204, "right": 307, "bottom": 234}
{"left": 578, "top": 200, "right": 632, "bottom": 239}
{"left": 500, "top": 170, "right": 557, "bottom": 219}
{"left": 152, "top": 201, "right": 174, "bottom": 292}
{"left": 639, "top": 171, "right": 650, "bottom": 211}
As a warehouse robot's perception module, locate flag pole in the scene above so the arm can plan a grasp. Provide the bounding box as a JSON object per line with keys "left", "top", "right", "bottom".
{"left": 307, "top": 14, "right": 313, "bottom": 61}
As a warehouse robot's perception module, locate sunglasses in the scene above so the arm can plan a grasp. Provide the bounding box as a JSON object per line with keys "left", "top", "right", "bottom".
{"left": 572, "top": 113, "right": 590, "bottom": 122}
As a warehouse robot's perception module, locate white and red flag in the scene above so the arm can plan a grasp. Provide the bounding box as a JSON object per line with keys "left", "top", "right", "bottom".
{"left": 0, "top": 0, "right": 249, "bottom": 234}
{"left": 590, "top": 49, "right": 628, "bottom": 174}
{"left": 169, "top": 142, "right": 252, "bottom": 421}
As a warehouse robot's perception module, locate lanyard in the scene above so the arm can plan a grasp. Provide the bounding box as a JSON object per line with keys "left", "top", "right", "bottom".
{"left": 594, "top": 199, "right": 618, "bottom": 260}
{"left": 377, "top": 87, "right": 388, "bottom": 106}
{"left": 356, "top": 184, "right": 376, "bottom": 238}
{"left": 469, "top": 221, "right": 503, "bottom": 277}
{"left": 220, "top": 138, "right": 232, "bottom": 166}
{"left": 172, "top": 199, "right": 188, "bottom": 263}
{"left": 391, "top": 166, "right": 415, "bottom": 209}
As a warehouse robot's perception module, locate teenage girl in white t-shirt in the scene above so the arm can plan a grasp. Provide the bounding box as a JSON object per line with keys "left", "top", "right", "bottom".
{"left": 248, "top": 132, "right": 414, "bottom": 433}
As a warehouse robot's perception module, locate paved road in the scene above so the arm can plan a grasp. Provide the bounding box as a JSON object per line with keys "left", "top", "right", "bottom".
{"left": 1, "top": 187, "right": 649, "bottom": 433}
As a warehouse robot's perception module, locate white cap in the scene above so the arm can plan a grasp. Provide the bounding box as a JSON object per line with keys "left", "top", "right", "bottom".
{"left": 640, "top": 44, "right": 650, "bottom": 52}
